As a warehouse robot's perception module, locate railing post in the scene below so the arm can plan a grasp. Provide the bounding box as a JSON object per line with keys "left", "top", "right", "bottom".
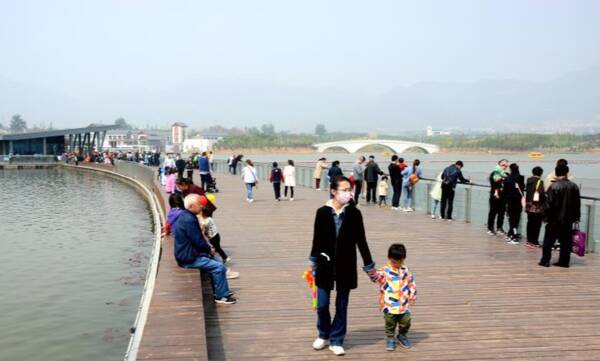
{"left": 465, "top": 186, "right": 472, "bottom": 223}
{"left": 586, "top": 202, "right": 596, "bottom": 253}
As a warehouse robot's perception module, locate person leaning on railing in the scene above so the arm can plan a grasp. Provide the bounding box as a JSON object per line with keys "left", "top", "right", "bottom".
{"left": 440, "top": 161, "right": 470, "bottom": 221}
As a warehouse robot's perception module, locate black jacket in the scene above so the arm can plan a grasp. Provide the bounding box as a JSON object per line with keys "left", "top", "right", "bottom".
{"left": 175, "top": 159, "right": 186, "bottom": 171}
{"left": 502, "top": 174, "right": 525, "bottom": 202}
{"left": 310, "top": 205, "right": 374, "bottom": 291}
{"left": 442, "top": 165, "right": 469, "bottom": 187}
{"left": 525, "top": 176, "right": 545, "bottom": 213}
{"left": 388, "top": 163, "right": 402, "bottom": 185}
{"left": 327, "top": 165, "right": 343, "bottom": 180}
{"left": 364, "top": 161, "right": 383, "bottom": 183}
{"left": 544, "top": 178, "right": 581, "bottom": 225}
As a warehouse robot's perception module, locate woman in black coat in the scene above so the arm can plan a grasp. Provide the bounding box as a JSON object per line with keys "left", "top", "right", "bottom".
{"left": 309, "top": 176, "right": 375, "bottom": 356}
{"left": 503, "top": 163, "right": 525, "bottom": 244}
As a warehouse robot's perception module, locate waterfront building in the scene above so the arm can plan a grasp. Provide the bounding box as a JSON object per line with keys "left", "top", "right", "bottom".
{"left": 0, "top": 125, "right": 118, "bottom": 155}
{"left": 171, "top": 122, "right": 188, "bottom": 152}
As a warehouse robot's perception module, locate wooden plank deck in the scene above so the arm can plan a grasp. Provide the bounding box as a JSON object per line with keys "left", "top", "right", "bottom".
{"left": 137, "top": 180, "right": 209, "bottom": 361}
{"left": 201, "top": 172, "right": 600, "bottom": 361}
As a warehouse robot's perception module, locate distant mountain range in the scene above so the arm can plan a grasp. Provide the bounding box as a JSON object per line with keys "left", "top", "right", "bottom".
{"left": 1, "top": 66, "right": 600, "bottom": 132}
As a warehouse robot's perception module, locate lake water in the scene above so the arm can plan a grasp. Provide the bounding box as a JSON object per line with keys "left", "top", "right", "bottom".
{"left": 222, "top": 151, "right": 600, "bottom": 198}
{"left": 0, "top": 168, "right": 153, "bottom": 361}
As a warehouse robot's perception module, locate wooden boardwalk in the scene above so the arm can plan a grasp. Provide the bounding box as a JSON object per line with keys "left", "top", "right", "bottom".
{"left": 205, "top": 173, "right": 600, "bottom": 360}
{"left": 145, "top": 171, "right": 600, "bottom": 360}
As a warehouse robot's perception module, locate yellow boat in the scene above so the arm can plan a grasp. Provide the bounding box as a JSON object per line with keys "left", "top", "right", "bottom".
{"left": 528, "top": 151, "right": 544, "bottom": 160}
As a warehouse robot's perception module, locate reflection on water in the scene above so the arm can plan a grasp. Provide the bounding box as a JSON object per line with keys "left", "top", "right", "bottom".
{"left": 0, "top": 168, "right": 153, "bottom": 361}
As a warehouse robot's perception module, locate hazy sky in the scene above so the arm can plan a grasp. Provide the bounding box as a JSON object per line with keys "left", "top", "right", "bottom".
{"left": 1, "top": 0, "right": 600, "bottom": 99}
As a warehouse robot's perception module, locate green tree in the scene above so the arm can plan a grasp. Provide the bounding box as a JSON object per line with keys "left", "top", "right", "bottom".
{"left": 9, "top": 114, "right": 27, "bottom": 133}
{"left": 114, "top": 117, "right": 133, "bottom": 129}
{"left": 315, "top": 124, "right": 327, "bottom": 136}
{"left": 260, "top": 124, "right": 275, "bottom": 135}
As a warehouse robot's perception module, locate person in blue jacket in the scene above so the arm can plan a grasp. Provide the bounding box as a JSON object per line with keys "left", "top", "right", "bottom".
{"left": 174, "top": 193, "right": 236, "bottom": 304}
{"left": 198, "top": 152, "right": 212, "bottom": 191}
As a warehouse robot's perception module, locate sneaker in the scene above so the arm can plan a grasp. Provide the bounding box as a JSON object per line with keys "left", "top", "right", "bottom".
{"left": 507, "top": 239, "right": 519, "bottom": 245}
{"left": 248, "top": 199, "right": 254, "bottom": 203}
{"left": 329, "top": 345, "right": 345, "bottom": 356}
{"left": 487, "top": 230, "right": 496, "bottom": 236}
{"left": 290, "top": 198, "right": 294, "bottom": 201}
{"left": 497, "top": 230, "right": 506, "bottom": 236}
{"left": 214, "top": 295, "right": 237, "bottom": 304}
{"left": 226, "top": 269, "right": 240, "bottom": 279}
{"left": 391, "top": 207, "right": 399, "bottom": 210}
{"left": 316, "top": 188, "right": 321, "bottom": 191}
{"left": 538, "top": 261, "right": 550, "bottom": 267}
{"left": 526, "top": 242, "right": 538, "bottom": 249}
{"left": 446, "top": 218, "right": 453, "bottom": 222}
{"left": 397, "top": 335, "right": 412, "bottom": 349}
{"left": 553, "top": 262, "right": 569, "bottom": 268}
{"left": 406, "top": 207, "right": 414, "bottom": 212}
{"left": 386, "top": 338, "right": 396, "bottom": 351}
{"left": 312, "top": 337, "right": 328, "bottom": 350}
{"left": 431, "top": 214, "right": 436, "bottom": 219}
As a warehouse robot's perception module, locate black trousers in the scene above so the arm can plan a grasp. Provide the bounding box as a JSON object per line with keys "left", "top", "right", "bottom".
{"left": 354, "top": 180, "right": 362, "bottom": 204}
{"left": 366, "top": 181, "right": 377, "bottom": 203}
{"left": 440, "top": 184, "right": 455, "bottom": 219}
{"left": 487, "top": 197, "right": 506, "bottom": 232}
{"left": 284, "top": 186, "right": 294, "bottom": 198}
{"left": 506, "top": 201, "right": 522, "bottom": 238}
{"left": 177, "top": 168, "right": 185, "bottom": 180}
{"left": 200, "top": 173, "right": 210, "bottom": 191}
{"left": 187, "top": 169, "right": 193, "bottom": 179}
{"left": 209, "top": 233, "right": 228, "bottom": 260}
{"left": 541, "top": 223, "right": 572, "bottom": 266}
{"left": 391, "top": 182, "right": 402, "bottom": 208}
{"left": 273, "top": 182, "right": 281, "bottom": 199}
{"left": 526, "top": 212, "right": 543, "bottom": 245}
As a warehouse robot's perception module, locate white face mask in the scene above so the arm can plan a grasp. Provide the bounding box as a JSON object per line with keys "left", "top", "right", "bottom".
{"left": 335, "top": 190, "right": 353, "bottom": 205}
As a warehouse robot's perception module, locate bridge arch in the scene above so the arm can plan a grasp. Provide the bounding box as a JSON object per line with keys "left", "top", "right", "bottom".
{"left": 314, "top": 139, "right": 439, "bottom": 154}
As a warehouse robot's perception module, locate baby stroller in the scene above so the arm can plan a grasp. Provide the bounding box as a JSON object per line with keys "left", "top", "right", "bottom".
{"left": 206, "top": 174, "right": 219, "bottom": 193}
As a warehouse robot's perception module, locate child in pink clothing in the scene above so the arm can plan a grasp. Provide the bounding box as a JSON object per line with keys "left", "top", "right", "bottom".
{"left": 165, "top": 169, "right": 177, "bottom": 194}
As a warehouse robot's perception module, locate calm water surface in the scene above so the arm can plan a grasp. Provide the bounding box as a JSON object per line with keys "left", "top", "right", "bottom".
{"left": 0, "top": 168, "right": 153, "bottom": 361}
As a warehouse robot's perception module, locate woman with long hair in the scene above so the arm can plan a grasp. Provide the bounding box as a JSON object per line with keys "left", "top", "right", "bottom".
{"left": 400, "top": 159, "right": 423, "bottom": 212}
{"left": 503, "top": 163, "right": 525, "bottom": 244}
{"left": 241, "top": 159, "right": 258, "bottom": 203}
{"left": 309, "top": 176, "right": 376, "bottom": 356}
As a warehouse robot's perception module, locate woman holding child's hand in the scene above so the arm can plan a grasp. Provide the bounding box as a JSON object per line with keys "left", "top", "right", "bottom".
{"left": 308, "top": 175, "right": 375, "bottom": 357}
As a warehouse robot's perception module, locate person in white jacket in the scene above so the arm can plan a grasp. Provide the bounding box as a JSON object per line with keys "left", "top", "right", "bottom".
{"left": 241, "top": 159, "right": 258, "bottom": 202}
{"left": 283, "top": 159, "right": 296, "bottom": 201}
{"left": 430, "top": 172, "right": 443, "bottom": 219}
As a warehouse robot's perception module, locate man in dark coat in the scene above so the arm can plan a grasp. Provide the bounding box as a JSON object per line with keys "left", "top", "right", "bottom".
{"left": 364, "top": 155, "right": 383, "bottom": 204}
{"left": 440, "top": 160, "right": 470, "bottom": 221}
{"left": 388, "top": 155, "right": 406, "bottom": 210}
{"left": 539, "top": 164, "right": 581, "bottom": 268}
{"left": 175, "top": 154, "right": 186, "bottom": 180}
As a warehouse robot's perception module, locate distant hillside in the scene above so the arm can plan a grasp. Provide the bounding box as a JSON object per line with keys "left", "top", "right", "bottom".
{"left": 1, "top": 66, "right": 600, "bottom": 131}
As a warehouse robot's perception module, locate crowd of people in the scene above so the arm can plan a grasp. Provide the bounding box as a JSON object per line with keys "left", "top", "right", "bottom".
{"left": 162, "top": 152, "right": 583, "bottom": 357}
{"left": 482, "top": 158, "right": 581, "bottom": 267}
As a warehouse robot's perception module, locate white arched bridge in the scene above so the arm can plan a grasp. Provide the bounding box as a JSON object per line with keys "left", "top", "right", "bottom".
{"left": 313, "top": 139, "right": 440, "bottom": 154}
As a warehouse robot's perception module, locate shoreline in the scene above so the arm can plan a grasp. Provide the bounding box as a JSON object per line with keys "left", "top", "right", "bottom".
{"left": 214, "top": 146, "right": 600, "bottom": 156}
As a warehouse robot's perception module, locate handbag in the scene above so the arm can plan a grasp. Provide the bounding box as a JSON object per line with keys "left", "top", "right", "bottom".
{"left": 572, "top": 224, "right": 586, "bottom": 257}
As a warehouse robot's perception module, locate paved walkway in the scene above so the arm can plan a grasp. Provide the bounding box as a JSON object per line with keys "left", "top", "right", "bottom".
{"left": 203, "top": 172, "right": 600, "bottom": 360}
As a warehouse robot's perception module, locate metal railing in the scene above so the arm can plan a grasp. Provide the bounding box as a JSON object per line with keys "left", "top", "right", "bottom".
{"left": 0, "top": 155, "right": 59, "bottom": 163}
{"left": 213, "top": 159, "right": 599, "bottom": 253}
